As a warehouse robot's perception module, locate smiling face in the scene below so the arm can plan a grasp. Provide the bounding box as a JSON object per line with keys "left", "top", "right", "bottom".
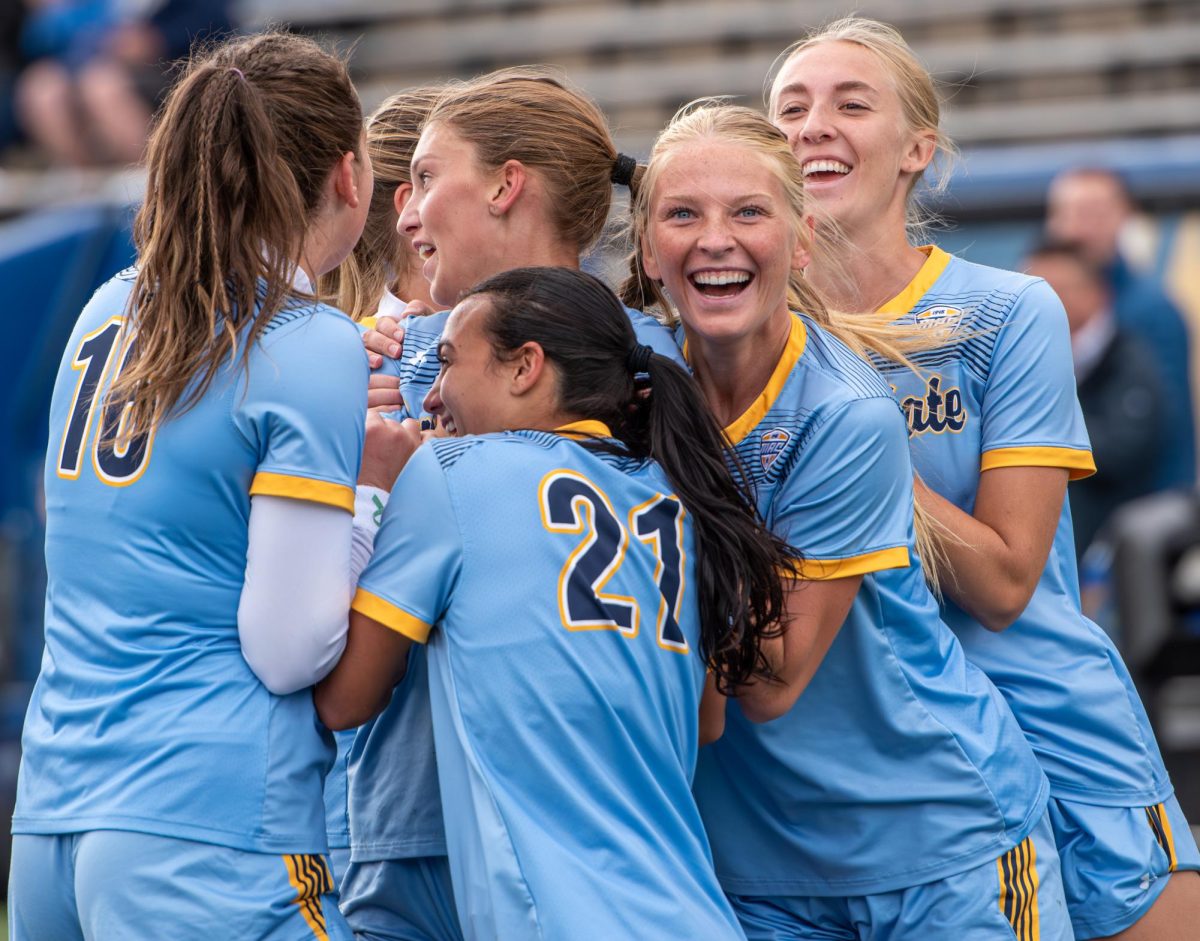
{"left": 770, "top": 40, "right": 933, "bottom": 237}
{"left": 421, "top": 295, "right": 517, "bottom": 436}
{"left": 398, "top": 122, "right": 503, "bottom": 308}
{"left": 641, "top": 138, "right": 805, "bottom": 345}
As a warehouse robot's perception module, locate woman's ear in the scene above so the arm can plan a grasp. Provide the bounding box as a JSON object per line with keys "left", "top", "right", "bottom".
{"left": 509, "top": 340, "right": 547, "bottom": 395}
{"left": 333, "top": 150, "right": 364, "bottom": 209}
{"left": 392, "top": 181, "right": 414, "bottom": 216}
{"left": 792, "top": 215, "right": 814, "bottom": 271}
{"left": 488, "top": 160, "right": 528, "bottom": 217}
{"left": 900, "top": 129, "right": 937, "bottom": 176}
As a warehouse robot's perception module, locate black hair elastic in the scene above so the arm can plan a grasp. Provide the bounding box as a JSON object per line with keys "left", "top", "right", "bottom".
{"left": 611, "top": 153, "right": 637, "bottom": 187}
{"left": 626, "top": 343, "right": 654, "bottom": 374}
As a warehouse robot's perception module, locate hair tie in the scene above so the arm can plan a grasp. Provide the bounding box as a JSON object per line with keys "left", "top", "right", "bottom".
{"left": 626, "top": 343, "right": 654, "bottom": 374}
{"left": 611, "top": 153, "right": 637, "bottom": 187}
{"left": 229, "top": 67, "right": 246, "bottom": 82}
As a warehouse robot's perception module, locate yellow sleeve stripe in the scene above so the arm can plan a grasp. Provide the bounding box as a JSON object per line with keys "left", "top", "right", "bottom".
{"left": 980, "top": 446, "right": 1096, "bottom": 480}
{"left": 360, "top": 316, "right": 378, "bottom": 329}
{"left": 250, "top": 472, "right": 356, "bottom": 513}
{"left": 351, "top": 588, "right": 432, "bottom": 644}
{"left": 779, "top": 546, "right": 911, "bottom": 581}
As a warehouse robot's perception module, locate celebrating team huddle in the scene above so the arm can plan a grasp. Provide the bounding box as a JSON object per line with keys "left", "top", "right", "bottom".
{"left": 9, "top": 15, "right": 1200, "bottom": 941}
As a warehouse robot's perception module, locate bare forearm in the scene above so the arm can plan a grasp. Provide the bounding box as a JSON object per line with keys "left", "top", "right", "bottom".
{"left": 913, "top": 471, "right": 1062, "bottom": 630}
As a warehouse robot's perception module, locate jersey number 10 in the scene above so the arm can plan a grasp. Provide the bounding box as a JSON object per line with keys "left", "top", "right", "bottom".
{"left": 540, "top": 470, "right": 688, "bottom": 654}
{"left": 56, "top": 316, "right": 154, "bottom": 486}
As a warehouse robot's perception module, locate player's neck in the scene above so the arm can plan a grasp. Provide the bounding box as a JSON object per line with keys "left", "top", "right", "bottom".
{"left": 810, "top": 225, "right": 927, "bottom": 315}
{"left": 685, "top": 312, "right": 792, "bottom": 431}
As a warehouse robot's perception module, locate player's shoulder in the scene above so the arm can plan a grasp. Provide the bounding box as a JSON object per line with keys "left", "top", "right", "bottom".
{"left": 75, "top": 266, "right": 138, "bottom": 324}
{"left": 429, "top": 429, "right": 654, "bottom": 482}
{"left": 793, "top": 314, "right": 896, "bottom": 410}
{"left": 252, "top": 297, "right": 367, "bottom": 374}
{"left": 931, "top": 253, "right": 1057, "bottom": 326}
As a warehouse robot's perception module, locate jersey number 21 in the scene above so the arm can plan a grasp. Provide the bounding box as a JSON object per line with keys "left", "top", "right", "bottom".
{"left": 540, "top": 470, "right": 688, "bottom": 654}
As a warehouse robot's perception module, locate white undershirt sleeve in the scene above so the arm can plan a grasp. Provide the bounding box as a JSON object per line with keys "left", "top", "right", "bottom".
{"left": 238, "top": 494, "right": 354, "bottom": 695}
{"left": 350, "top": 485, "right": 389, "bottom": 585}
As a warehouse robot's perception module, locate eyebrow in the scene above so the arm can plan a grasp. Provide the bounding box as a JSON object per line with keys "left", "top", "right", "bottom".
{"left": 775, "top": 79, "right": 878, "bottom": 99}
{"left": 659, "top": 192, "right": 775, "bottom": 203}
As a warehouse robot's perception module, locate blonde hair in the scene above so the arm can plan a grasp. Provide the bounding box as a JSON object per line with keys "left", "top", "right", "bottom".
{"left": 767, "top": 16, "right": 957, "bottom": 237}
{"left": 322, "top": 85, "right": 442, "bottom": 320}
{"left": 110, "top": 32, "right": 362, "bottom": 441}
{"left": 424, "top": 66, "right": 623, "bottom": 254}
{"left": 619, "top": 101, "right": 955, "bottom": 592}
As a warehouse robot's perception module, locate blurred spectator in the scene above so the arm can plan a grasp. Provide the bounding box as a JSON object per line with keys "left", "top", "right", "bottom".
{"left": 13, "top": 0, "right": 233, "bottom": 167}
{"left": 0, "top": 1, "right": 26, "bottom": 152}
{"left": 1046, "top": 166, "right": 1196, "bottom": 491}
{"left": 1025, "top": 240, "right": 1165, "bottom": 560}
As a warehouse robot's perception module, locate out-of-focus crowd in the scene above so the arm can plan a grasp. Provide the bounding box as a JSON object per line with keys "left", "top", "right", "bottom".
{"left": 0, "top": 0, "right": 231, "bottom": 168}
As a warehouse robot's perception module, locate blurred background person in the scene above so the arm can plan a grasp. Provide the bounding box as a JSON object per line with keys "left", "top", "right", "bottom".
{"left": 1046, "top": 167, "right": 1196, "bottom": 493}
{"left": 1025, "top": 239, "right": 1165, "bottom": 562}
{"left": 13, "top": 0, "right": 233, "bottom": 168}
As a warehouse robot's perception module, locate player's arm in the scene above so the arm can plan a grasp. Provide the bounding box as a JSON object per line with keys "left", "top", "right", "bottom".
{"left": 914, "top": 467, "right": 1067, "bottom": 631}
{"left": 239, "top": 496, "right": 355, "bottom": 695}
{"left": 913, "top": 280, "right": 1089, "bottom": 631}
{"left": 736, "top": 575, "right": 860, "bottom": 723}
{"left": 699, "top": 672, "right": 726, "bottom": 745}
{"left": 318, "top": 445, "right": 460, "bottom": 729}
{"left": 733, "top": 397, "right": 908, "bottom": 722}
{"left": 315, "top": 610, "right": 413, "bottom": 730}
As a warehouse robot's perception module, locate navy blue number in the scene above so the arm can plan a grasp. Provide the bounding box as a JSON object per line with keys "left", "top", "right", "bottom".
{"left": 55, "top": 317, "right": 153, "bottom": 485}
{"left": 540, "top": 472, "right": 637, "bottom": 635}
{"left": 632, "top": 496, "right": 688, "bottom": 653}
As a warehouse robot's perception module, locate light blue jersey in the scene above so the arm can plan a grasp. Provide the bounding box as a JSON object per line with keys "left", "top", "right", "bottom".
{"left": 875, "top": 246, "right": 1171, "bottom": 806}
{"left": 377, "top": 305, "right": 685, "bottom": 427}
{"left": 15, "top": 268, "right": 367, "bottom": 854}
{"left": 692, "top": 314, "right": 1048, "bottom": 897}
{"left": 346, "top": 301, "right": 686, "bottom": 869}
{"left": 351, "top": 426, "right": 744, "bottom": 941}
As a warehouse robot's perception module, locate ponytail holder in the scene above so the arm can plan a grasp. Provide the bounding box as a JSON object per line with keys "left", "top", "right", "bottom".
{"left": 611, "top": 153, "right": 637, "bottom": 187}
{"left": 626, "top": 343, "right": 654, "bottom": 374}
{"left": 229, "top": 67, "right": 246, "bottom": 82}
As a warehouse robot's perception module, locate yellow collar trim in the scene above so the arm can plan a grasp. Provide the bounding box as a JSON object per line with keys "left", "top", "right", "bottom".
{"left": 722, "top": 315, "right": 808, "bottom": 446}
{"left": 876, "top": 245, "right": 952, "bottom": 316}
{"left": 555, "top": 419, "right": 613, "bottom": 439}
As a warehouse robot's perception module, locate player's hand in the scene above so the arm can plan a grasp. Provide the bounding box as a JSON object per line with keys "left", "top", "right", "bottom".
{"left": 362, "top": 301, "right": 435, "bottom": 368}
{"left": 367, "top": 373, "right": 404, "bottom": 412}
{"left": 359, "top": 414, "right": 423, "bottom": 490}
{"left": 363, "top": 317, "right": 405, "bottom": 370}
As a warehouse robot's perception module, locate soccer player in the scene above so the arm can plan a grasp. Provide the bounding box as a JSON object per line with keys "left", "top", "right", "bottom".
{"left": 317, "top": 265, "right": 791, "bottom": 940}
{"left": 345, "top": 69, "right": 686, "bottom": 941}
{"left": 10, "top": 33, "right": 375, "bottom": 941}
{"left": 317, "top": 85, "right": 443, "bottom": 898}
{"left": 361, "top": 66, "right": 685, "bottom": 424}
{"left": 769, "top": 17, "right": 1200, "bottom": 938}
{"left": 768, "top": 16, "right": 1200, "bottom": 941}
{"left": 621, "top": 102, "right": 1073, "bottom": 940}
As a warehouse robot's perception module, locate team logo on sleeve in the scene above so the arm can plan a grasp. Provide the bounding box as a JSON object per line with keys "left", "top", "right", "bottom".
{"left": 901, "top": 374, "right": 967, "bottom": 436}
{"left": 760, "top": 429, "right": 791, "bottom": 471}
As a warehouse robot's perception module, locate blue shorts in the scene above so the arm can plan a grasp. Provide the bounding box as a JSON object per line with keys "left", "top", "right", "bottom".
{"left": 328, "top": 845, "right": 352, "bottom": 893}
{"left": 728, "top": 811, "right": 1071, "bottom": 940}
{"left": 1048, "top": 792, "right": 1200, "bottom": 938}
{"left": 340, "top": 856, "right": 462, "bottom": 941}
{"left": 9, "top": 830, "right": 351, "bottom": 941}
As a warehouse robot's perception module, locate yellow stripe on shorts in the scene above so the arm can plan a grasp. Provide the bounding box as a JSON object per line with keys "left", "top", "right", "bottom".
{"left": 997, "top": 835, "right": 1041, "bottom": 941}
{"left": 283, "top": 853, "right": 334, "bottom": 940}
{"left": 1145, "top": 803, "right": 1179, "bottom": 872}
